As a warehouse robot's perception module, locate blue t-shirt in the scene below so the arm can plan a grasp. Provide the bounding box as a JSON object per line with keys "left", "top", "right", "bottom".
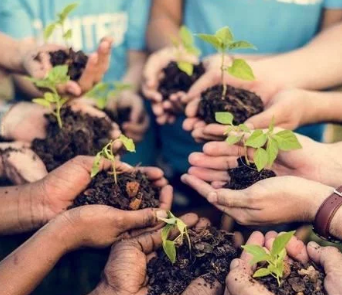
{"left": 160, "top": 0, "right": 342, "bottom": 174}
{"left": 0, "top": 0, "right": 151, "bottom": 82}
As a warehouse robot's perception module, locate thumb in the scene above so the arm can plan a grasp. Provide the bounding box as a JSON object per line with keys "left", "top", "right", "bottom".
{"left": 245, "top": 107, "right": 275, "bottom": 130}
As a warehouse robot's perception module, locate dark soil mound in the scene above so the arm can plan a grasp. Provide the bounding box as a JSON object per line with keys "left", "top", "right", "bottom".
{"left": 258, "top": 261, "right": 326, "bottom": 295}
{"left": 224, "top": 157, "right": 276, "bottom": 190}
{"left": 70, "top": 170, "right": 160, "bottom": 210}
{"left": 158, "top": 61, "right": 205, "bottom": 101}
{"left": 198, "top": 85, "right": 264, "bottom": 124}
{"left": 50, "top": 48, "right": 88, "bottom": 81}
{"left": 147, "top": 226, "right": 238, "bottom": 295}
{"left": 32, "top": 106, "right": 112, "bottom": 172}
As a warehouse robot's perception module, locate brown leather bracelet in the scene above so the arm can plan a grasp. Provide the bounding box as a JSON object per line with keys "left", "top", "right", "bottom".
{"left": 314, "top": 186, "right": 342, "bottom": 241}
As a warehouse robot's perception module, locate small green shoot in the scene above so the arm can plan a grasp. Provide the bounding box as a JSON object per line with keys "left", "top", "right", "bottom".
{"left": 171, "top": 26, "right": 201, "bottom": 76}
{"left": 91, "top": 135, "right": 136, "bottom": 184}
{"left": 29, "top": 65, "right": 70, "bottom": 128}
{"left": 196, "top": 27, "right": 256, "bottom": 98}
{"left": 86, "top": 82, "right": 132, "bottom": 110}
{"left": 242, "top": 231, "right": 295, "bottom": 286}
{"left": 158, "top": 211, "right": 191, "bottom": 264}
{"left": 215, "top": 112, "right": 302, "bottom": 172}
{"left": 44, "top": 3, "right": 79, "bottom": 47}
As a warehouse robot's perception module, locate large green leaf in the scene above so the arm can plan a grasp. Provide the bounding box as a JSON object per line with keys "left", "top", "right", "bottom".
{"left": 33, "top": 98, "right": 51, "bottom": 108}
{"left": 241, "top": 245, "right": 269, "bottom": 266}
{"left": 227, "top": 59, "right": 255, "bottom": 81}
{"left": 161, "top": 224, "right": 173, "bottom": 244}
{"left": 266, "top": 137, "right": 279, "bottom": 167}
{"left": 245, "top": 130, "right": 267, "bottom": 148}
{"left": 91, "top": 152, "right": 103, "bottom": 178}
{"left": 253, "top": 267, "right": 271, "bottom": 278}
{"left": 215, "top": 112, "right": 234, "bottom": 125}
{"left": 215, "top": 26, "right": 233, "bottom": 49}
{"left": 196, "top": 34, "right": 221, "bottom": 51}
{"left": 177, "top": 61, "right": 194, "bottom": 76}
{"left": 254, "top": 148, "right": 268, "bottom": 172}
{"left": 273, "top": 130, "right": 302, "bottom": 151}
{"left": 63, "top": 29, "right": 73, "bottom": 40}
{"left": 59, "top": 3, "right": 79, "bottom": 23}
{"left": 229, "top": 40, "right": 256, "bottom": 51}
{"left": 44, "top": 23, "right": 56, "bottom": 42}
{"left": 119, "top": 135, "right": 136, "bottom": 152}
{"left": 163, "top": 240, "right": 177, "bottom": 263}
{"left": 180, "top": 26, "right": 194, "bottom": 47}
{"left": 271, "top": 231, "right": 295, "bottom": 257}
{"left": 226, "top": 135, "right": 242, "bottom": 145}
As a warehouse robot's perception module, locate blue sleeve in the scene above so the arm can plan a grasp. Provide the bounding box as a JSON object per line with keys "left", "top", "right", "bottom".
{"left": 0, "top": 0, "right": 34, "bottom": 39}
{"left": 324, "top": 0, "right": 342, "bottom": 8}
{"left": 126, "top": 0, "right": 151, "bottom": 50}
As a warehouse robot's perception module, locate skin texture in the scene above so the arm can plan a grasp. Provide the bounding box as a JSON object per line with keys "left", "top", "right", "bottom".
{"left": 0, "top": 155, "right": 170, "bottom": 235}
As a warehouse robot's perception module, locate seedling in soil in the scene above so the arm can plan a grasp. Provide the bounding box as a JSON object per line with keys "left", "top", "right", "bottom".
{"left": 86, "top": 81, "right": 132, "bottom": 110}
{"left": 171, "top": 26, "right": 201, "bottom": 76}
{"left": 29, "top": 65, "right": 70, "bottom": 128}
{"left": 91, "top": 135, "right": 136, "bottom": 184}
{"left": 242, "top": 231, "right": 295, "bottom": 286}
{"left": 44, "top": 3, "right": 79, "bottom": 47}
{"left": 215, "top": 112, "right": 302, "bottom": 172}
{"left": 196, "top": 26, "right": 256, "bottom": 98}
{"left": 158, "top": 211, "right": 191, "bottom": 264}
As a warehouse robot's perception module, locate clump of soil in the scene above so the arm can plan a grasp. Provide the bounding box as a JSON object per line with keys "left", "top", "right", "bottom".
{"left": 70, "top": 170, "right": 159, "bottom": 210}
{"left": 224, "top": 157, "right": 276, "bottom": 190}
{"left": 49, "top": 48, "right": 88, "bottom": 81}
{"left": 198, "top": 85, "right": 264, "bottom": 124}
{"left": 158, "top": 61, "right": 205, "bottom": 101}
{"left": 257, "top": 261, "right": 326, "bottom": 295}
{"left": 147, "top": 226, "right": 238, "bottom": 295}
{"left": 32, "top": 106, "right": 112, "bottom": 172}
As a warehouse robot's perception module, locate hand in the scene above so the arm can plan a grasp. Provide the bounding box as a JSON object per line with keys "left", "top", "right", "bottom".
{"left": 181, "top": 172, "right": 332, "bottom": 226}
{"left": 0, "top": 142, "right": 47, "bottom": 185}
{"left": 92, "top": 215, "right": 225, "bottom": 295}
{"left": 142, "top": 46, "right": 198, "bottom": 125}
{"left": 107, "top": 90, "right": 150, "bottom": 142}
{"left": 186, "top": 133, "right": 342, "bottom": 187}
{"left": 1, "top": 99, "right": 121, "bottom": 142}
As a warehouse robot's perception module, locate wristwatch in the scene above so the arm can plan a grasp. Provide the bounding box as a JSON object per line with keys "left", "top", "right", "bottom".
{"left": 313, "top": 186, "right": 342, "bottom": 243}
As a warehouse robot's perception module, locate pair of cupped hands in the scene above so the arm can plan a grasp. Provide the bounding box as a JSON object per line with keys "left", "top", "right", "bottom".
{"left": 1, "top": 37, "right": 148, "bottom": 184}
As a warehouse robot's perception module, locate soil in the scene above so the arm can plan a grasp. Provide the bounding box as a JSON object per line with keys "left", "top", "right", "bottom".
{"left": 224, "top": 157, "right": 276, "bottom": 190}
{"left": 32, "top": 106, "right": 112, "bottom": 172}
{"left": 49, "top": 48, "right": 88, "bottom": 81}
{"left": 70, "top": 170, "right": 160, "bottom": 210}
{"left": 257, "top": 261, "right": 327, "bottom": 295}
{"left": 158, "top": 61, "right": 205, "bottom": 101}
{"left": 147, "top": 226, "right": 238, "bottom": 295}
{"left": 198, "top": 85, "right": 264, "bottom": 124}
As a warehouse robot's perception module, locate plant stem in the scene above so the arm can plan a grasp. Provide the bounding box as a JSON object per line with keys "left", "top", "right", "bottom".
{"left": 221, "top": 52, "right": 227, "bottom": 99}
{"left": 55, "top": 100, "right": 63, "bottom": 129}
{"left": 112, "top": 160, "right": 118, "bottom": 185}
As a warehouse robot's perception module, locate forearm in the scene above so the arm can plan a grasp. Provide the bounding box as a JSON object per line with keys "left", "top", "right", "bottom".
{"left": 146, "top": 0, "right": 182, "bottom": 52}
{"left": 0, "top": 33, "right": 25, "bottom": 73}
{"left": 122, "top": 51, "right": 147, "bottom": 91}
{"left": 256, "top": 23, "right": 342, "bottom": 90}
{"left": 0, "top": 222, "right": 68, "bottom": 295}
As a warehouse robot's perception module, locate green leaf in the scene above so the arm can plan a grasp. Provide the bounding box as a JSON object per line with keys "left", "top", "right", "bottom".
{"left": 273, "top": 130, "right": 302, "bottom": 151}
{"left": 253, "top": 268, "right": 271, "bottom": 278}
{"left": 33, "top": 98, "right": 51, "bottom": 108}
{"left": 44, "top": 93, "right": 55, "bottom": 102}
{"left": 96, "top": 97, "right": 108, "bottom": 110}
{"left": 239, "top": 124, "right": 250, "bottom": 133}
{"left": 59, "top": 97, "right": 69, "bottom": 107}
{"left": 91, "top": 152, "right": 103, "bottom": 178}
{"left": 113, "top": 82, "right": 133, "bottom": 91}
{"left": 180, "top": 26, "right": 194, "bottom": 47}
{"left": 215, "top": 26, "right": 233, "bottom": 49}
{"left": 227, "top": 59, "right": 255, "bottom": 81}
{"left": 271, "top": 231, "right": 295, "bottom": 257}
{"left": 215, "top": 112, "right": 234, "bottom": 125}
{"left": 44, "top": 23, "right": 56, "bottom": 42}
{"left": 119, "top": 135, "right": 136, "bottom": 153}
{"left": 59, "top": 3, "right": 79, "bottom": 23}
{"left": 266, "top": 137, "right": 278, "bottom": 167}
{"left": 226, "top": 135, "right": 242, "bottom": 145}
{"left": 186, "top": 46, "right": 201, "bottom": 56}
{"left": 254, "top": 148, "right": 268, "bottom": 172}
{"left": 161, "top": 224, "right": 173, "bottom": 244}
{"left": 177, "top": 61, "right": 194, "bottom": 76}
{"left": 163, "top": 240, "right": 176, "bottom": 263}
{"left": 48, "top": 65, "right": 70, "bottom": 84}
{"left": 176, "top": 219, "right": 188, "bottom": 236}
{"left": 245, "top": 130, "right": 267, "bottom": 148}
{"left": 242, "top": 245, "right": 269, "bottom": 266}
{"left": 63, "top": 29, "right": 73, "bottom": 40}
{"left": 196, "top": 34, "right": 221, "bottom": 51}
{"left": 229, "top": 41, "right": 256, "bottom": 51}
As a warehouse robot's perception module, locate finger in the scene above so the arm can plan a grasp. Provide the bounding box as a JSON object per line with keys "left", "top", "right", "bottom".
{"left": 110, "top": 123, "right": 122, "bottom": 140}
{"left": 241, "top": 231, "right": 265, "bottom": 264}
{"left": 181, "top": 174, "right": 215, "bottom": 199}
{"left": 141, "top": 84, "right": 163, "bottom": 102}
{"left": 188, "top": 167, "right": 229, "bottom": 182}
{"left": 211, "top": 181, "right": 226, "bottom": 189}
{"left": 138, "top": 167, "right": 164, "bottom": 181}
{"left": 158, "top": 185, "right": 173, "bottom": 211}
{"left": 152, "top": 178, "right": 169, "bottom": 188}
{"left": 185, "top": 99, "right": 200, "bottom": 118}
{"left": 245, "top": 108, "right": 276, "bottom": 130}
{"left": 307, "top": 242, "right": 342, "bottom": 272}
{"left": 64, "top": 81, "right": 82, "bottom": 96}
{"left": 71, "top": 101, "right": 108, "bottom": 119}
{"left": 192, "top": 127, "right": 222, "bottom": 142}
{"left": 96, "top": 37, "right": 112, "bottom": 80}
{"left": 233, "top": 232, "right": 244, "bottom": 249}
{"left": 182, "top": 278, "right": 223, "bottom": 295}
{"left": 129, "top": 101, "right": 144, "bottom": 124}
{"left": 183, "top": 118, "right": 201, "bottom": 131}
{"left": 122, "top": 121, "right": 149, "bottom": 134}
{"left": 189, "top": 152, "right": 238, "bottom": 170}
{"left": 151, "top": 102, "right": 165, "bottom": 116}
{"left": 156, "top": 114, "right": 168, "bottom": 125}
{"left": 203, "top": 142, "right": 245, "bottom": 157}
{"left": 194, "top": 217, "right": 211, "bottom": 232}
{"left": 78, "top": 53, "right": 99, "bottom": 89}
{"left": 203, "top": 124, "right": 229, "bottom": 138}
{"left": 221, "top": 215, "right": 235, "bottom": 232}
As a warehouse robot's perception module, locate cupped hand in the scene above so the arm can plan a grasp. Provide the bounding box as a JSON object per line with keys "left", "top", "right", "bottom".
{"left": 0, "top": 141, "right": 47, "bottom": 185}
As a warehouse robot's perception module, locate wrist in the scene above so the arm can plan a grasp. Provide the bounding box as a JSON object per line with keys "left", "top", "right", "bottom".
{"left": 9, "top": 39, "right": 26, "bottom": 74}
{"left": 308, "top": 183, "right": 335, "bottom": 222}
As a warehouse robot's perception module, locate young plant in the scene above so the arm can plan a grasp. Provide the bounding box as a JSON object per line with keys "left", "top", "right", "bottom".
{"left": 242, "top": 231, "right": 295, "bottom": 286}
{"left": 171, "top": 26, "right": 201, "bottom": 76}
{"left": 86, "top": 81, "right": 132, "bottom": 110}
{"left": 196, "top": 27, "right": 256, "bottom": 98}
{"left": 29, "top": 65, "right": 70, "bottom": 128}
{"left": 215, "top": 112, "right": 302, "bottom": 172}
{"left": 91, "top": 135, "right": 136, "bottom": 184}
{"left": 159, "top": 211, "right": 191, "bottom": 263}
{"left": 44, "top": 2, "right": 79, "bottom": 47}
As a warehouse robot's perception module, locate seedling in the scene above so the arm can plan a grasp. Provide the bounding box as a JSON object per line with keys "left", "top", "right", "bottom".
{"left": 86, "top": 81, "right": 132, "bottom": 110}
{"left": 171, "top": 26, "right": 201, "bottom": 76}
{"left": 44, "top": 3, "right": 79, "bottom": 47}
{"left": 158, "top": 211, "right": 191, "bottom": 264}
{"left": 242, "top": 231, "right": 295, "bottom": 286}
{"left": 196, "top": 26, "right": 256, "bottom": 98}
{"left": 29, "top": 65, "right": 70, "bottom": 128}
{"left": 215, "top": 112, "right": 302, "bottom": 172}
{"left": 91, "top": 135, "right": 136, "bottom": 184}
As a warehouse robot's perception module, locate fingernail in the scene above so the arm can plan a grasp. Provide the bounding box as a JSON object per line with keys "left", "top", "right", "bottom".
{"left": 156, "top": 210, "right": 168, "bottom": 219}
{"left": 230, "top": 259, "right": 240, "bottom": 270}
{"left": 308, "top": 241, "right": 320, "bottom": 250}
{"left": 207, "top": 192, "right": 218, "bottom": 203}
